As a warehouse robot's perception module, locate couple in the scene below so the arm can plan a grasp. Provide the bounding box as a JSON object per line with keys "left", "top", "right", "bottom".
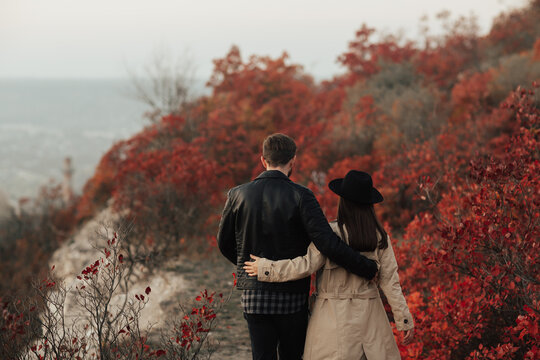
{"left": 217, "top": 133, "right": 414, "bottom": 360}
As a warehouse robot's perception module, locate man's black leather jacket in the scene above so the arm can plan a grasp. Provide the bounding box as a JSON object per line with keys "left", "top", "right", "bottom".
{"left": 217, "top": 170, "right": 378, "bottom": 293}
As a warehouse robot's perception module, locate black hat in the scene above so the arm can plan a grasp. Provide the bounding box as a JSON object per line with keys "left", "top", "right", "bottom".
{"left": 328, "top": 170, "right": 383, "bottom": 204}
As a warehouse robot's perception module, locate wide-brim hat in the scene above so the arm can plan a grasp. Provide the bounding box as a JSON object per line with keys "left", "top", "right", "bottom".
{"left": 328, "top": 170, "right": 383, "bottom": 204}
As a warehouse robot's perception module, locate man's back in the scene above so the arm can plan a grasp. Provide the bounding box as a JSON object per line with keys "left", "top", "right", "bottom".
{"left": 219, "top": 170, "right": 313, "bottom": 293}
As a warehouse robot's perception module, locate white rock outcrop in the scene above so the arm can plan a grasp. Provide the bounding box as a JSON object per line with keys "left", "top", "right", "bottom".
{"left": 48, "top": 206, "right": 189, "bottom": 340}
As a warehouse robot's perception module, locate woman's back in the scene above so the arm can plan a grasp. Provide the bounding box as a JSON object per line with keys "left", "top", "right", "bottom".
{"left": 320, "top": 222, "right": 412, "bottom": 327}
{"left": 302, "top": 222, "right": 412, "bottom": 360}
{"left": 314, "top": 222, "right": 380, "bottom": 300}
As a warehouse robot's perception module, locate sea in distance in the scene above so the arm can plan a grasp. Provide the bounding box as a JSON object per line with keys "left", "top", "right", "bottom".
{"left": 0, "top": 78, "right": 207, "bottom": 204}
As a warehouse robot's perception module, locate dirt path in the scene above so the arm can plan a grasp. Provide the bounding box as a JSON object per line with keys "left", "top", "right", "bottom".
{"left": 166, "top": 253, "right": 252, "bottom": 360}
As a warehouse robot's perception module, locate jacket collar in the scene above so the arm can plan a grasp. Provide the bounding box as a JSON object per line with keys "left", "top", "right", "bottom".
{"left": 254, "top": 170, "right": 291, "bottom": 181}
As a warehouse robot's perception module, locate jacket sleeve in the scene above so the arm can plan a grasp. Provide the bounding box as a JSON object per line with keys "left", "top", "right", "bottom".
{"left": 257, "top": 242, "right": 326, "bottom": 282}
{"left": 217, "top": 190, "right": 237, "bottom": 265}
{"left": 378, "top": 235, "right": 414, "bottom": 331}
{"left": 299, "top": 189, "right": 378, "bottom": 280}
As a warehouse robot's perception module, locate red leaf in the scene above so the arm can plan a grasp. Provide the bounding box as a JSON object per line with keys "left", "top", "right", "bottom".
{"left": 145, "top": 286, "right": 151, "bottom": 295}
{"left": 156, "top": 349, "right": 166, "bottom": 356}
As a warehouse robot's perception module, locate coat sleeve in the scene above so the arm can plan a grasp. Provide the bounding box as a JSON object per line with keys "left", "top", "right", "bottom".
{"left": 256, "top": 242, "right": 326, "bottom": 282}
{"left": 299, "top": 189, "right": 378, "bottom": 280}
{"left": 217, "top": 190, "right": 237, "bottom": 265}
{"left": 378, "top": 235, "right": 414, "bottom": 331}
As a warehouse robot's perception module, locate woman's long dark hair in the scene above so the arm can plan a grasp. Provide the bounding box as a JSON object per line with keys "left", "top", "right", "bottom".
{"left": 337, "top": 197, "right": 388, "bottom": 252}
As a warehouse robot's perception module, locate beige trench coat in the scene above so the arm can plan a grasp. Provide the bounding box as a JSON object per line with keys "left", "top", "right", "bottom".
{"left": 257, "top": 222, "right": 413, "bottom": 360}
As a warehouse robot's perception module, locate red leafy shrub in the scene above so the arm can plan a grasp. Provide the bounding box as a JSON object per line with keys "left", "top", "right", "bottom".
{"left": 338, "top": 24, "right": 416, "bottom": 84}
{"left": 398, "top": 86, "right": 539, "bottom": 359}
{"left": 200, "top": 45, "right": 330, "bottom": 184}
{"left": 414, "top": 11, "right": 482, "bottom": 89}
{"left": 450, "top": 71, "right": 494, "bottom": 122}
{"left": 159, "top": 288, "right": 233, "bottom": 359}
{"left": 1, "top": 230, "right": 233, "bottom": 360}
{"left": 0, "top": 298, "right": 36, "bottom": 357}
{"left": 0, "top": 182, "right": 78, "bottom": 299}
{"left": 76, "top": 142, "right": 125, "bottom": 222}
{"left": 109, "top": 116, "right": 225, "bottom": 261}
{"left": 486, "top": 0, "right": 540, "bottom": 57}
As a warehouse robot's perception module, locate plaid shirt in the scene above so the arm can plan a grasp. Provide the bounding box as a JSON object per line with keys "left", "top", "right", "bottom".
{"left": 241, "top": 290, "right": 308, "bottom": 314}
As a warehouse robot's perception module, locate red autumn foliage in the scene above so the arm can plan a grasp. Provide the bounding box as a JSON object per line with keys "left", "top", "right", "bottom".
{"left": 396, "top": 87, "right": 539, "bottom": 359}
{"left": 414, "top": 11, "right": 482, "bottom": 89}
{"left": 1, "top": 231, "right": 233, "bottom": 360}
{"left": 338, "top": 24, "right": 417, "bottom": 84}
{"left": 200, "top": 45, "right": 330, "bottom": 183}
{"left": 76, "top": 141, "right": 125, "bottom": 222}
{"left": 105, "top": 115, "right": 226, "bottom": 260}
{"left": 0, "top": 182, "right": 78, "bottom": 300}
{"left": 487, "top": 0, "right": 540, "bottom": 56}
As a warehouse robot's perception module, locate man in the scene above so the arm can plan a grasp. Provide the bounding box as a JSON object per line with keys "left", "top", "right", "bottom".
{"left": 218, "top": 133, "right": 378, "bottom": 360}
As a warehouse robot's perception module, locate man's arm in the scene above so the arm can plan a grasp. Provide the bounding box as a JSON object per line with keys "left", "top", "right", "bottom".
{"left": 299, "top": 189, "right": 378, "bottom": 280}
{"left": 217, "top": 190, "right": 237, "bottom": 265}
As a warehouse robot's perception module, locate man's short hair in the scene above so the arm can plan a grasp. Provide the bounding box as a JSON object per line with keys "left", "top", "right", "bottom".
{"left": 262, "top": 133, "right": 297, "bottom": 166}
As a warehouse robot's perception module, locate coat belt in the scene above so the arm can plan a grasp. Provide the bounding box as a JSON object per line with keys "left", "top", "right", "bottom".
{"left": 316, "top": 290, "right": 379, "bottom": 299}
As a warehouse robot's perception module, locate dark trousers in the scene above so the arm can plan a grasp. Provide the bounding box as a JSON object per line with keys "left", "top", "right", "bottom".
{"left": 244, "top": 306, "right": 308, "bottom": 360}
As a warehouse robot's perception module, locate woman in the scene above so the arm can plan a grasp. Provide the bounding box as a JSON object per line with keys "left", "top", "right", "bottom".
{"left": 243, "top": 170, "right": 414, "bottom": 360}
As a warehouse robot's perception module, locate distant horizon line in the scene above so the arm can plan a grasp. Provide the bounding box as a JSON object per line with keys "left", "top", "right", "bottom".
{"left": 0, "top": 71, "right": 341, "bottom": 83}
{"left": 0, "top": 76, "right": 208, "bottom": 81}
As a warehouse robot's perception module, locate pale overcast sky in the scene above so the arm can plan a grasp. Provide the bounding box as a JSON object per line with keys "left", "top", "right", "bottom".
{"left": 0, "top": 0, "right": 527, "bottom": 80}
